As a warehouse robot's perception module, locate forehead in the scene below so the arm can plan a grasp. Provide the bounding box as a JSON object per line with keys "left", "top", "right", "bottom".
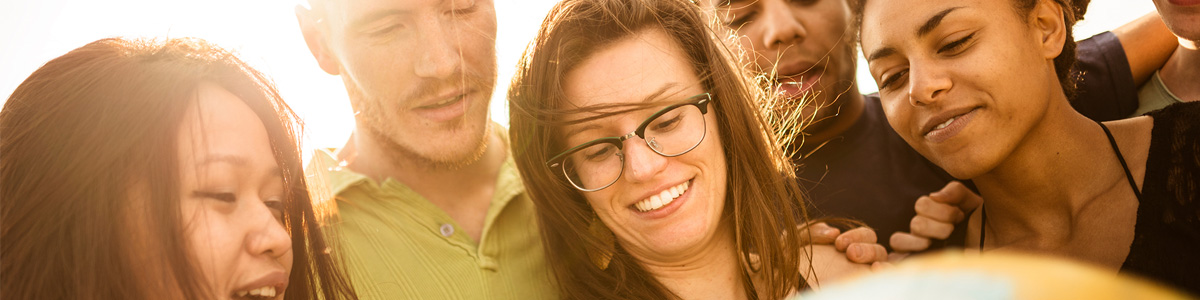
{"left": 177, "top": 83, "right": 276, "bottom": 169}
{"left": 861, "top": 0, "right": 996, "bottom": 47}
{"left": 562, "top": 28, "right": 703, "bottom": 109}
{"left": 322, "top": 0, "right": 486, "bottom": 24}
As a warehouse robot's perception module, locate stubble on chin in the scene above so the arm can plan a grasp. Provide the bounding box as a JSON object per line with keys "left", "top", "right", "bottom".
{"left": 344, "top": 72, "right": 497, "bottom": 171}
{"left": 365, "top": 118, "right": 492, "bottom": 171}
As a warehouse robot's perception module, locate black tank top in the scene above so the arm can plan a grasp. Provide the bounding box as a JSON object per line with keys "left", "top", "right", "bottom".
{"left": 980, "top": 102, "right": 1200, "bottom": 296}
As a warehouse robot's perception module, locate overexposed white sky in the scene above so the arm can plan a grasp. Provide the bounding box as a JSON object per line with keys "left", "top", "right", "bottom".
{"left": 0, "top": 0, "right": 1158, "bottom": 151}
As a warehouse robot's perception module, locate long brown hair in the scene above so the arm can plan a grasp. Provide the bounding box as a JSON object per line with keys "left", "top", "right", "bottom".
{"left": 507, "top": 0, "right": 810, "bottom": 299}
{"left": 0, "top": 37, "right": 356, "bottom": 300}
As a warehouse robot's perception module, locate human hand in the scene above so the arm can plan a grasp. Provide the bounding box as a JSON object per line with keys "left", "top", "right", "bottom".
{"left": 800, "top": 243, "right": 885, "bottom": 289}
{"left": 799, "top": 223, "right": 888, "bottom": 265}
{"left": 890, "top": 181, "right": 982, "bottom": 253}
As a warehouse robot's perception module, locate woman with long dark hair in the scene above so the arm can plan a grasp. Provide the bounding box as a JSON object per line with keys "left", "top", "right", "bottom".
{"left": 508, "top": 0, "right": 886, "bottom": 299}
{"left": 1, "top": 37, "right": 356, "bottom": 300}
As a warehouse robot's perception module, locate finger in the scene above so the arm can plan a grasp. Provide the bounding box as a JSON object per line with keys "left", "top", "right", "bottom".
{"left": 930, "top": 181, "right": 983, "bottom": 211}
{"left": 915, "top": 195, "right": 965, "bottom": 223}
{"left": 835, "top": 227, "right": 878, "bottom": 252}
{"left": 798, "top": 222, "right": 840, "bottom": 245}
{"left": 910, "top": 215, "right": 955, "bottom": 239}
{"left": 848, "top": 243, "right": 889, "bottom": 263}
{"left": 890, "top": 232, "right": 932, "bottom": 253}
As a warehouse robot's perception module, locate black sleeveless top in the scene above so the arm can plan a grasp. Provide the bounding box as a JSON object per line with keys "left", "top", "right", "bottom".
{"left": 981, "top": 102, "right": 1200, "bottom": 296}
{"left": 1119, "top": 102, "right": 1200, "bottom": 296}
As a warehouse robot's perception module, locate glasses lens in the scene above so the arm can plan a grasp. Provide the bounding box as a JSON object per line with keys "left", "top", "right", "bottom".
{"left": 562, "top": 142, "right": 623, "bottom": 190}
{"left": 643, "top": 104, "right": 705, "bottom": 156}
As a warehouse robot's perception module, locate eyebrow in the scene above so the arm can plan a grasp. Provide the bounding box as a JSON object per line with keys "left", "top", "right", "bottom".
{"left": 197, "top": 155, "right": 284, "bottom": 180}
{"left": 866, "top": 7, "right": 962, "bottom": 63}
{"left": 866, "top": 47, "right": 897, "bottom": 63}
{"left": 198, "top": 155, "right": 249, "bottom": 167}
{"left": 917, "top": 7, "right": 962, "bottom": 38}
{"left": 562, "top": 82, "right": 683, "bottom": 138}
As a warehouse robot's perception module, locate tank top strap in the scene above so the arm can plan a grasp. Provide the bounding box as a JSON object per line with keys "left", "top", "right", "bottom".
{"left": 1097, "top": 121, "right": 1143, "bottom": 200}
{"left": 980, "top": 122, "right": 1142, "bottom": 251}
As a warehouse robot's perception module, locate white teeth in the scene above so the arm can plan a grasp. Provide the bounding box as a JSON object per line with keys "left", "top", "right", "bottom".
{"left": 633, "top": 181, "right": 691, "bottom": 212}
{"left": 934, "top": 117, "right": 955, "bottom": 131}
{"left": 237, "top": 286, "right": 275, "bottom": 298}
{"left": 429, "top": 95, "right": 462, "bottom": 107}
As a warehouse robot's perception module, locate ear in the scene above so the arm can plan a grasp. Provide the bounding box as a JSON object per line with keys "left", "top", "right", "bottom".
{"left": 1029, "top": 0, "right": 1067, "bottom": 60}
{"left": 296, "top": 5, "right": 342, "bottom": 76}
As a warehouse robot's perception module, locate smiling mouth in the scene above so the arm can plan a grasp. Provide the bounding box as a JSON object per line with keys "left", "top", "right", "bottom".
{"left": 923, "top": 108, "right": 979, "bottom": 143}
{"left": 931, "top": 116, "right": 956, "bottom": 132}
{"left": 417, "top": 93, "right": 466, "bottom": 110}
{"left": 232, "top": 286, "right": 278, "bottom": 299}
{"left": 632, "top": 180, "right": 690, "bottom": 212}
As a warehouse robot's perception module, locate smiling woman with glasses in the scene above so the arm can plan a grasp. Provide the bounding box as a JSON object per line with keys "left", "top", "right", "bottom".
{"left": 547, "top": 93, "right": 711, "bottom": 192}
{"left": 507, "top": 0, "right": 888, "bottom": 299}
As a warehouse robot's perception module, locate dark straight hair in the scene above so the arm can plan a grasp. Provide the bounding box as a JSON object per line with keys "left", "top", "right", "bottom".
{"left": 1, "top": 37, "right": 356, "bottom": 300}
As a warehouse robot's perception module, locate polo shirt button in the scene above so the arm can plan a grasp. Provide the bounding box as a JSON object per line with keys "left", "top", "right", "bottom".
{"left": 439, "top": 224, "right": 454, "bottom": 237}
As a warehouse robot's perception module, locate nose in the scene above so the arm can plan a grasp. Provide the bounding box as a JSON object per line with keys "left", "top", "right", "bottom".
{"left": 621, "top": 137, "right": 668, "bottom": 184}
{"left": 760, "top": 1, "right": 807, "bottom": 50}
{"left": 907, "top": 63, "right": 952, "bottom": 107}
{"left": 246, "top": 203, "right": 292, "bottom": 260}
{"left": 413, "top": 16, "right": 463, "bottom": 79}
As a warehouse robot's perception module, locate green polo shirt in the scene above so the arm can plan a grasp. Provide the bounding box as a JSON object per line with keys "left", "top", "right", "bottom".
{"left": 305, "top": 132, "right": 556, "bottom": 299}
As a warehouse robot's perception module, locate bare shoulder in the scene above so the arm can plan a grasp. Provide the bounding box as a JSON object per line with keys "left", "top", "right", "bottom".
{"left": 1102, "top": 116, "right": 1153, "bottom": 189}
{"left": 1104, "top": 116, "right": 1154, "bottom": 144}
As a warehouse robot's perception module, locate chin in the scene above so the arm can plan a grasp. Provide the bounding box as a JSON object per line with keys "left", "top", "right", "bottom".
{"left": 928, "top": 151, "right": 998, "bottom": 180}
{"left": 643, "top": 228, "right": 713, "bottom": 257}
{"left": 425, "top": 137, "right": 489, "bottom": 167}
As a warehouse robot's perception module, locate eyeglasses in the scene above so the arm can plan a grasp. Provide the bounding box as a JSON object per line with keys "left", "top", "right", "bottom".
{"left": 546, "top": 93, "right": 712, "bottom": 192}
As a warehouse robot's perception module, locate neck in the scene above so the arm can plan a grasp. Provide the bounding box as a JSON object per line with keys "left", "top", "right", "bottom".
{"left": 1158, "top": 38, "right": 1200, "bottom": 101}
{"left": 638, "top": 222, "right": 753, "bottom": 300}
{"left": 341, "top": 122, "right": 505, "bottom": 241}
{"left": 799, "top": 86, "right": 865, "bottom": 152}
{"left": 972, "top": 95, "right": 1127, "bottom": 245}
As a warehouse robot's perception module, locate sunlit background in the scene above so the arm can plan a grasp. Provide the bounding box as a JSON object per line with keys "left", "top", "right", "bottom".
{"left": 0, "top": 0, "right": 1158, "bottom": 153}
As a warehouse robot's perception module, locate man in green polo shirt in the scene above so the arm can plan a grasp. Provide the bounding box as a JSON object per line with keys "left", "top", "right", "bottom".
{"left": 295, "top": 0, "right": 556, "bottom": 298}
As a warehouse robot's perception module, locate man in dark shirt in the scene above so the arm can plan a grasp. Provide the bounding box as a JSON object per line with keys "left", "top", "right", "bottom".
{"left": 707, "top": 0, "right": 1175, "bottom": 251}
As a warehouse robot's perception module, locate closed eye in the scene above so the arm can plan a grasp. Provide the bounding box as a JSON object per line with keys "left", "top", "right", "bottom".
{"left": 724, "top": 11, "right": 756, "bottom": 28}
{"left": 451, "top": 2, "right": 478, "bottom": 15}
{"left": 195, "top": 191, "right": 236, "bottom": 203}
{"left": 264, "top": 197, "right": 286, "bottom": 221}
{"left": 879, "top": 69, "right": 908, "bottom": 90}
{"left": 584, "top": 146, "right": 615, "bottom": 161}
{"left": 652, "top": 113, "right": 684, "bottom": 131}
{"left": 938, "top": 33, "right": 975, "bottom": 54}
